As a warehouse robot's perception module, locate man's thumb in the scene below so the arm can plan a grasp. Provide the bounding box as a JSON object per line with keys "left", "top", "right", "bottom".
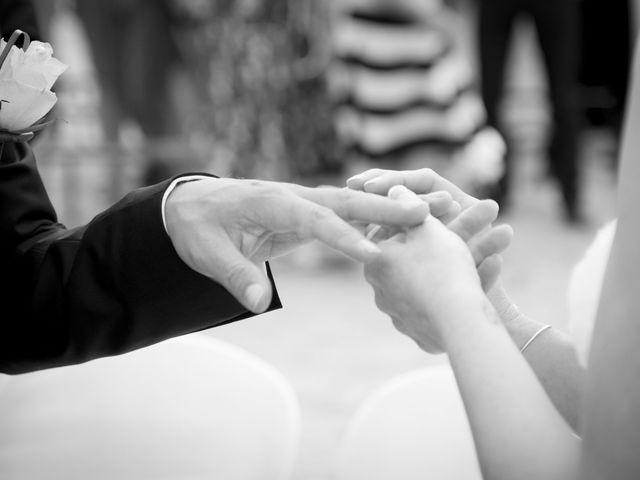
{"left": 211, "top": 245, "right": 273, "bottom": 314}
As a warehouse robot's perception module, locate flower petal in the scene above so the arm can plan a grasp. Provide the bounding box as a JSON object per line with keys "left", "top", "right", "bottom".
{"left": 23, "top": 41, "right": 67, "bottom": 89}
{"left": 0, "top": 80, "right": 57, "bottom": 131}
{"left": 0, "top": 41, "right": 20, "bottom": 81}
{"left": 6, "top": 41, "right": 66, "bottom": 90}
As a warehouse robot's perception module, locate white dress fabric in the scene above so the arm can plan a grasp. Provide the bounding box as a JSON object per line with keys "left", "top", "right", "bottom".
{"left": 567, "top": 219, "right": 617, "bottom": 367}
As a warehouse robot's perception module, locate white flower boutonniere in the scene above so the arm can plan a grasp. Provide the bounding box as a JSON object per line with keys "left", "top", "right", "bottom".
{"left": 0, "top": 29, "right": 67, "bottom": 145}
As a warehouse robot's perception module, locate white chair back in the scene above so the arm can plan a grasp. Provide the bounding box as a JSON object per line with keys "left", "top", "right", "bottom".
{"left": 0, "top": 335, "right": 300, "bottom": 480}
{"left": 336, "top": 364, "right": 481, "bottom": 480}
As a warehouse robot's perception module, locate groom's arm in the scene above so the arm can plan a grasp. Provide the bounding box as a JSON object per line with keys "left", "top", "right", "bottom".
{"left": 0, "top": 142, "right": 280, "bottom": 374}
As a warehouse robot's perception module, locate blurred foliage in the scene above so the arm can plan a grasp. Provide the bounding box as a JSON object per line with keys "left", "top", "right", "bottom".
{"left": 171, "top": 0, "right": 344, "bottom": 181}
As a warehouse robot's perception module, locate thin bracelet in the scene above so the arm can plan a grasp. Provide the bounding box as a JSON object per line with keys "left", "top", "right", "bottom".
{"left": 520, "top": 325, "right": 552, "bottom": 354}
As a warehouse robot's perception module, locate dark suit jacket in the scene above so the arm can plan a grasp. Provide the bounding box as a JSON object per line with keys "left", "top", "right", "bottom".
{"left": 0, "top": 142, "right": 281, "bottom": 374}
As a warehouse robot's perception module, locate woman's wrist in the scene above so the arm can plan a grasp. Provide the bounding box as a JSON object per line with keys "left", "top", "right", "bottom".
{"left": 487, "top": 282, "right": 546, "bottom": 350}
{"left": 438, "top": 289, "right": 495, "bottom": 350}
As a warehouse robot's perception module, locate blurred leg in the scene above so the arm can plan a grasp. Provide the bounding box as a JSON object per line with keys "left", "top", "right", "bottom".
{"left": 120, "top": 0, "right": 188, "bottom": 185}
{"left": 531, "top": 0, "right": 582, "bottom": 221}
{"left": 75, "top": 0, "right": 130, "bottom": 199}
{"left": 76, "top": 0, "right": 192, "bottom": 187}
{"left": 121, "top": 1, "right": 178, "bottom": 138}
{"left": 580, "top": 0, "right": 631, "bottom": 171}
{"left": 478, "top": 0, "right": 519, "bottom": 206}
{"left": 75, "top": 0, "right": 127, "bottom": 141}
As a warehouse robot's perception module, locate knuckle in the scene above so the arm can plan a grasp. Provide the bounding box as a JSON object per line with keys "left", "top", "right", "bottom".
{"left": 337, "top": 186, "right": 355, "bottom": 205}
{"left": 225, "top": 262, "right": 252, "bottom": 290}
{"left": 334, "top": 188, "right": 355, "bottom": 217}
{"left": 376, "top": 250, "right": 395, "bottom": 272}
{"left": 417, "top": 167, "right": 435, "bottom": 180}
{"left": 373, "top": 295, "right": 390, "bottom": 317}
{"left": 309, "top": 205, "right": 333, "bottom": 225}
{"left": 363, "top": 264, "right": 377, "bottom": 283}
{"left": 247, "top": 179, "right": 266, "bottom": 188}
{"left": 242, "top": 179, "right": 274, "bottom": 195}
{"left": 417, "top": 339, "right": 441, "bottom": 354}
{"left": 391, "top": 316, "right": 408, "bottom": 335}
{"left": 373, "top": 292, "right": 384, "bottom": 310}
{"left": 240, "top": 180, "right": 284, "bottom": 205}
{"left": 256, "top": 180, "right": 286, "bottom": 195}
{"left": 365, "top": 259, "right": 391, "bottom": 287}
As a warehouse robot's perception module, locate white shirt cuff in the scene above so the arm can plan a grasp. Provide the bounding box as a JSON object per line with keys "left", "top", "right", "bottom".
{"left": 161, "top": 175, "right": 270, "bottom": 277}
{"left": 161, "top": 175, "right": 211, "bottom": 233}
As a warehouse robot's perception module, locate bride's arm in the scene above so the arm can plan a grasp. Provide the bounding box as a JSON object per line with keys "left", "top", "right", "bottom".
{"left": 364, "top": 186, "right": 581, "bottom": 479}
{"left": 441, "top": 297, "right": 581, "bottom": 480}
{"left": 488, "top": 283, "right": 585, "bottom": 432}
{"left": 349, "top": 168, "right": 585, "bottom": 431}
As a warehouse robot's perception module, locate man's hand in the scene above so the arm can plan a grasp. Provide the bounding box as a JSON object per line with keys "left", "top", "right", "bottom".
{"left": 164, "top": 177, "right": 429, "bottom": 314}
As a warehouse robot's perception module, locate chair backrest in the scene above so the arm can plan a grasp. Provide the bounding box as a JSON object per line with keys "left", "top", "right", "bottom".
{"left": 0, "top": 334, "right": 300, "bottom": 480}
{"left": 336, "top": 364, "right": 481, "bottom": 480}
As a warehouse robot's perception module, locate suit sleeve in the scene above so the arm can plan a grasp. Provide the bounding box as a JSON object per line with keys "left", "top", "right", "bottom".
{"left": 0, "top": 142, "right": 281, "bottom": 374}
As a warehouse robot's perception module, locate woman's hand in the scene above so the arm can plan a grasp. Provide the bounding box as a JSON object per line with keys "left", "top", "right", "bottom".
{"left": 353, "top": 168, "right": 512, "bottom": 291}
{"left": 364, "top": 186, "right": 490, "bottom": 353}
{"left": 347, "top": 167, "right": 479, "bottom": 209}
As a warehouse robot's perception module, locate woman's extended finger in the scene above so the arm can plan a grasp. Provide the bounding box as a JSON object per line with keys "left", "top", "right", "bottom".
{"left": 447, "top": 199, "right": 500, "bottom": 242}
{"left": 439, "top": 200, "right": 462, "bottom": 225}
{"left": 346, "top": 168, "right": 389, "bottom": 190}
{"left": 468, "top": 224, "right": 514, "bottom": 265}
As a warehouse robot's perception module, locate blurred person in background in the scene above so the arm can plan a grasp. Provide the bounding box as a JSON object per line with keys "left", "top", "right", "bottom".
{"left": 190, "top": 0, "right": 343, "bottom": 184}
{"left": 330, "top": 0, "right": 505, "bottom": 198}
{"left": 579, "top": 0, "right": 632, "bottom": 167}
{"left": 73, "top": 0, "right": 206, "bottom": 191}
{"left": 477, "top": 0, "right": 583, "bottom": 223}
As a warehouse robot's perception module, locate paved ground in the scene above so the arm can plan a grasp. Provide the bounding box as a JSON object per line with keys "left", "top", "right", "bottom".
{"left": 36, "top": 11, "right": 618, "bottom": 480}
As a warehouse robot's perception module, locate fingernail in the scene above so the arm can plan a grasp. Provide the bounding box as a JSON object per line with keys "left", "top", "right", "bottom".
{"left": 387, "top": 184, "right": 406, "bottom": 197}
{"left": 360, "top": 240, "right": 381, "bottom": 256}
{"left": 244, "top": 284, "right": 266, "bottom": 312}
{"left": 346, "top": 174, "right": 362, "bottom": 184}
{"left": 363, "top": 179, "right": 380, "bottom": 189}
